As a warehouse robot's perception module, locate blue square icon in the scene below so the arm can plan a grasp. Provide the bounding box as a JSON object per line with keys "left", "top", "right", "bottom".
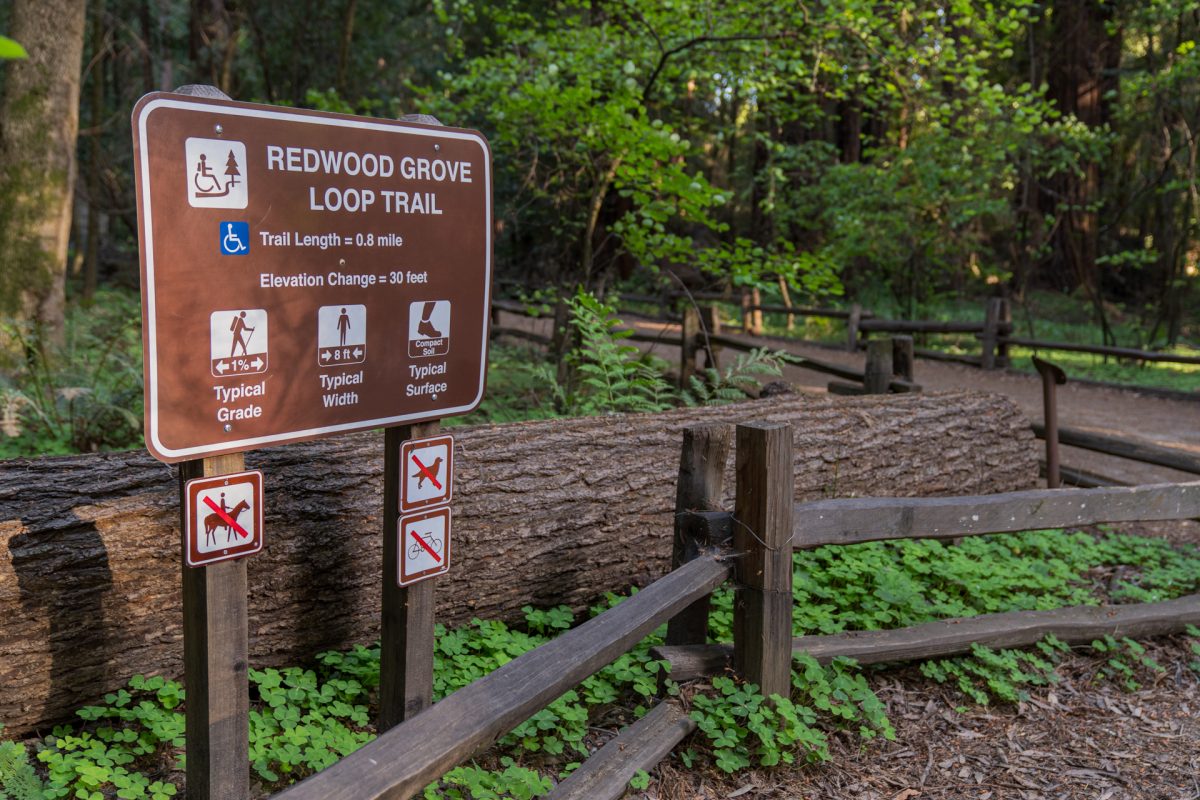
{"left": 219, "top": 221, "right": 250, "bottom": 255}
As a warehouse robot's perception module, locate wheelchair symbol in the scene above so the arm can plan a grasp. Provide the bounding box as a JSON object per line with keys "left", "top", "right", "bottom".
{"left": 220, "top": 221, "right": 250, "bottom": 256}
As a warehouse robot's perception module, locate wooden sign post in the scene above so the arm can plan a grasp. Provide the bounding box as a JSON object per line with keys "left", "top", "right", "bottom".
{"left": 132, "top": 86, "right": 491, "bottom": 799}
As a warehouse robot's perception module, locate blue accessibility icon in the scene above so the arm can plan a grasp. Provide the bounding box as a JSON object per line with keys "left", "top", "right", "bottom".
{"left": 219, "top": 221, "right": 250, "bottom": 255}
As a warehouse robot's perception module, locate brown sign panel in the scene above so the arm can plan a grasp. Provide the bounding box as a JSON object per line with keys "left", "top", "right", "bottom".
{"left": 131, "top": 93, "right": 492, "bottom": 462}
{"left": 184, "top": 469, "right": 264, "bottom": 567}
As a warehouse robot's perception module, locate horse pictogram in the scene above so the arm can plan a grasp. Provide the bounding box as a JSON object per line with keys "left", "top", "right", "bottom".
{"left": 204, "top": 498, "right": 251, "bottom": 545}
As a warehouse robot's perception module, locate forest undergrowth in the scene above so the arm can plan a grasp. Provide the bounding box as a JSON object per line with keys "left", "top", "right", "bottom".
{"left": 3, "top": 527, "right": 1199, "bottom": 800}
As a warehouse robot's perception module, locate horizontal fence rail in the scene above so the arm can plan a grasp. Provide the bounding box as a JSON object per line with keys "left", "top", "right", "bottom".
{"left": 272, "top": 553, "right": 732, "bottom": 800}
{"left": 1000, "top": 336, "right": 1200, "bottom": 366}
{"left": 793, "top": 482, "right": 1200, "bottom": 549}
{"left": 860, "top": 319, "right": 1007, "bottom": 335}
{"left": 653, "top": 592, "right": 1200, "bottom": 681}
{"left": 1032, "top": 424, "right": 1200, "bottom": 476}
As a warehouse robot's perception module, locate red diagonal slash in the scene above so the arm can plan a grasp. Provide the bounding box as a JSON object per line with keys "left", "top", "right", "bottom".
{"left": 202, "top": 496, "right": 251, "bottom": 539}
{"left": 409, "top": 529, "right": 442, "bottom": 563}
{"left": 411, "top": 454, "right": 443, "bottom": 491}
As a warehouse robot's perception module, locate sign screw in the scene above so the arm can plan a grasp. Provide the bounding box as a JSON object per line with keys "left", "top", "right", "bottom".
{"left": 214, "top": 124, "right": 224, "bottom": 135}
{"left": 339, "top": 258, "right": 346, "bottom": 266}
{"left": 434, "top": 144, "right": 440, "bottom": 151}
{"left": 224, "top": 424, "right": 233, "bottom": 432}
{"left": 431, "top": 394, "right": 438, "bottom": 400}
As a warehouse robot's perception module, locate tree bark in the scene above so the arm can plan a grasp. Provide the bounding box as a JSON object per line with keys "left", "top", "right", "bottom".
{"left": 0, "top": 0, "right": 87, "bottom": 345}
{"left": 0, "top": 391, "right": 1037, "bottom": 735}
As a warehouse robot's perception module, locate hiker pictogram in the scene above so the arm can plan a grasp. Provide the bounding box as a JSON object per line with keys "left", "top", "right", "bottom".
{"left": 408, "top": 300, "right": 450, "bottom": 358}
{"left": 398, "top": 507, "right": 451, "bottom": 586}
{"left": 317, "top": 305, "right": 366, "bottom": 366}
{"left": 185, "top": 470, "right": 264, "bottom": 567}
{"left": 211, "top": 309, "right": 268, "bottom": 377}
{"left": 400, "top": 435, "right": 454, "bottom": 512}
{"left": 185, "top": 138, "right": 248, "bottom": 209}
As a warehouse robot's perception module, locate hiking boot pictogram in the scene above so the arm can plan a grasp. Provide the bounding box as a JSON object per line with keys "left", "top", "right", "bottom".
{"left": 417, "top": 319, "right": 443, "bottom": 339}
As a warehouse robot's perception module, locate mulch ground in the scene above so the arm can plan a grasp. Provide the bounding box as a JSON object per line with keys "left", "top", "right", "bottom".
{"left": 639, "top": 636, "right": 1200, "bottom": 800}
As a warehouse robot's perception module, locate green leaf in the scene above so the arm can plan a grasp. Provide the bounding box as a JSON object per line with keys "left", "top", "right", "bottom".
{"left": 0, "top": 35, "right": 28, "bottom": 59}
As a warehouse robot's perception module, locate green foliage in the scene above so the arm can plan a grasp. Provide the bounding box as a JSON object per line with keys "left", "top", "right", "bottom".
{"left": 0, "top": 35, "right": 26, "bottom": 59}
{"left": 681, "top": 347, "right": 784, "bottom": 407}
{"left": 1089, "top": 636, "right": 1164, "bottom": 692}
{"left": 560, "top": 290, "right": 674, "bottom": 415}
{"left": 36, "top": 675, "right": 183, "bottom": 800}
{"left": 627, "top": 768, "right": 651, "bottom": 791}
{"left": 1187, "top": 625, "right": 1200, "bottom": 674}
{"left": 446, "top": 345, "right": 561, "bottom": 427}
{"left": 423, "top": 760, "right": 551, "bottom": 800}
{"left": 0, "top": 726, "right": 46, "bottom": 800}
{"left": 689, "top": 657, "right": 892, "bottom": 774}
{"left": 920, "top": 641, "right": 1063, "bottom": 705}
{"left": 1, "top": 289, "right": 143, "bottom": 457}
{"left": 15, "top": 523, "right": 1200, "bottom": 796}
{"left": 246, "top": 660, "right": 374, "bottom": 783}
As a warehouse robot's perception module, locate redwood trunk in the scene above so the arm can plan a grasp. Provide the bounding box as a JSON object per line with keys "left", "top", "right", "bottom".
{"left": 0, "top": 391, "right": 1036, "bottom": 735}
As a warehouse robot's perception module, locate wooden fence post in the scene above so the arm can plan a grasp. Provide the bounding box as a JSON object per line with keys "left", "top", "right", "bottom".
{"left": 751, "top": 287, "right": 764, "bottom": 335}
{"left": 864, "top": 339, "right": 893, "bottom": 394}
{"left": 172, "top": 82, "right": 250, "bottom": 800}
{"left": 680, "top": 304, "right": 701, "bottom": 389}
{"left": 666, "top": 425, "right": 732, "bottom": 646}
{"left": 379, "top": 421, "right": 441, "bottom": 731}
{"left": 846, "top": 303, "right": 862, "bottom": 352}
{"left": 892, "top": 335, "right": 915, "bottom": 383}
{"left": 996, "top": 298, "right": 1012, "bottom": 367}
{"left": 732, "top": 422, "right": 794, "bottom": 701}
{"left": 981, "top": 297, "right": 1004, "bottom": 370}
{"left": 180, "top": 453, "right": 250, "bottom": 800}
{"left": 741, "top": 290, "right": 752, "bottom": 335}
{"left": 701, "top": 304, "right": 722, "bottom": 371}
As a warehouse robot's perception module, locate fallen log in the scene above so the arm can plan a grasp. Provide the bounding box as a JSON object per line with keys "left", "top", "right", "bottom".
{"left": 0, "top": 391, "right": 1035, "bottom": 735}
{"left": 652, "top": 593, "right": 1200, "bottom": 682}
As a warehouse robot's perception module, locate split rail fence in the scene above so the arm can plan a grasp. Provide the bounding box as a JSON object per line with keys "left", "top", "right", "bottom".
{"left": 262, "top": 421, "right": 1200, "bottom": 800}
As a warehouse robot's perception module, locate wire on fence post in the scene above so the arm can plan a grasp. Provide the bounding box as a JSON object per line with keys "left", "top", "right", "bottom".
{"left": 732, "top": 421, "right": 794, "bottom": 702}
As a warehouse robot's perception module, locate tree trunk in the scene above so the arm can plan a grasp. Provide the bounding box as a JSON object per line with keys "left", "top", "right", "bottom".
{"left": 0, "top": 391, "right": 1037, "bottom": 735}
{"left": 1043, "top": 0, "right": 1121, "bottom": 341}
{"left": 0, "top": 0, "right": 87, "bottom": 346}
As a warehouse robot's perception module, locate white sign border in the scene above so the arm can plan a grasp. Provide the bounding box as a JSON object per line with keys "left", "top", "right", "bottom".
{"left": 398, "top": 507, "right": 452, "bottom": 587}
{"left": 400, "top": 434, "right": 454, "bottom": 513}
{"left": 183, "top": 468, "right": 265, "bottom": 567}
{"left": 135, "top": 96, "right": 493, "bottom": 461}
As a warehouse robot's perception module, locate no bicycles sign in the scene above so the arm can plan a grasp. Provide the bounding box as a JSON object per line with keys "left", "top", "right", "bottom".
{"left": 132, "top": 93, "right": 492, "bottom": 462}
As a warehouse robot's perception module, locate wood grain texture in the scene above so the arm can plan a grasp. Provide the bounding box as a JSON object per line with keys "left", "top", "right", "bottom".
{"left": 0, "top": 391, "right": 1036, "bottom": 735}
{"left": 794, "top": 482, "right": 1200, "bottom": 549}
{"left": 653, "top": 593, "right": 1200, "bottom": 681}
{"left": 863, "top": 340, "right": 893, "bottom": 394}
{"left": 543, "top": 702, "right": 696, "bottom": 800}
{"left": 732, "top": 423, "right": 793, "bottom": 700}
{"left": 666, "top": 425, "right": 731, "bottom": 647}
{"left": 379, "top": 422, "right": 440, "bottom": 732}
{"left": 273, "top": 555, "right": 733, "bottom": 800}
{"left": 179, "top": 453, "right": 248, "bottom": 800}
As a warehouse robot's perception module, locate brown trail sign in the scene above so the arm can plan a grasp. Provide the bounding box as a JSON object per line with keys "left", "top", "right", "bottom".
{"left": 130, "top": 85, "right": 490, "bottom": 800}
{"left": 132, "top": 92, "right": 492, "bottom": 463}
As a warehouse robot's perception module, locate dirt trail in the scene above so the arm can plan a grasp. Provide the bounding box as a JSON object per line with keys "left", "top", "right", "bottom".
{"left": 610, "top": 315, "right": 1200, "bottom": 488}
